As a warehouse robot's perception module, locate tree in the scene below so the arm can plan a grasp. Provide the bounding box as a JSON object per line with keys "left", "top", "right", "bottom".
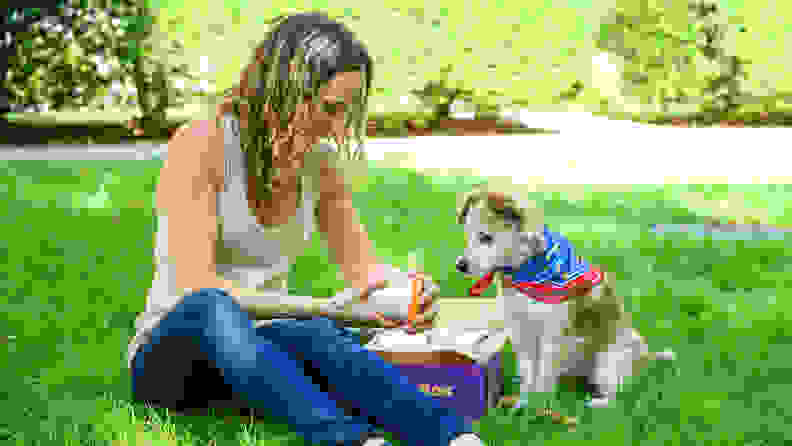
{"left": 688, "top": 0, "right": 752, "bottom": 114}
{"left": 1, "top": 4, "right": 65, "bottom": 113}
{"left": 3, "top": 0, "right": 215, "bottom": 135}
{"left": 591, "top": 0, "right": 753, "bottom": 118}
{"left": 409, "top": 63, "right": 507, "bottom": 123}
{"left": 121, "top": 2, "right": 217, "bottom": 135}
{"left": 3, "top": 1, "right": 140, "bottom": 112}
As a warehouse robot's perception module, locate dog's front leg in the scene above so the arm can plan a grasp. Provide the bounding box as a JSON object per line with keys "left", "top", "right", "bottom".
{"left": 500, "top": 290, "right": 540, "bottom": 394}
{"left": 532, "top": 302, "right": 575, "bottom": 394}
{"left": 588, "top": 327, "right": 649, "bottom": 407}
{"left": 505, "top": 292, "right": 570, "bottom": 395}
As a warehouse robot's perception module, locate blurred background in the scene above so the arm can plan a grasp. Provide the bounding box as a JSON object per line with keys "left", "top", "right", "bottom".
{"left": 2, "top": 0, "right": 791, "bottom": 145}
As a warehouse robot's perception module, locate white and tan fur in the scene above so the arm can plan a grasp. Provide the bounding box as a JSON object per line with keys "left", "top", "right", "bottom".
{"left": 455, "top": 185, "right": 673, "bottom": 407}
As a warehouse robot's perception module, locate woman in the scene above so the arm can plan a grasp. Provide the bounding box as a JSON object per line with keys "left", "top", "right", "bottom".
{"left": 127, "top": 11, "right": 486, "bottom": 446}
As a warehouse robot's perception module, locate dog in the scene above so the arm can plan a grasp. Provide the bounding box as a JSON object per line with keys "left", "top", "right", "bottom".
{"left": 455, "top": 184, "right": 674, "bottom": 408}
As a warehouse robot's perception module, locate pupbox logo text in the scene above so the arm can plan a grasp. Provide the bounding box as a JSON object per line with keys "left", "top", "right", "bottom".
{"left": 418, "top": 384, "right": 456, "bottom": 398}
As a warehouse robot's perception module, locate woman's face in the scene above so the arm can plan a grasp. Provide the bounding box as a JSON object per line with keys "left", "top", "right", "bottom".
{"left": 290, "top": 70, "right": 364, "bottom": 148}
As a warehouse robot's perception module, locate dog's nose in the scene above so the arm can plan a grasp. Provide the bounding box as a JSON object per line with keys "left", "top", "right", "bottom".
{"left": 455, "top": 257, "right": 470, "bottom": 273}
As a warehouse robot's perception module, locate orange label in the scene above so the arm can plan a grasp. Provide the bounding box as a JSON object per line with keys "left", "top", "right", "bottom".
{"left": 408, "top": 276, "right": 423, "bottom": 326}
{"left": 418, "top": 383, "right": 456, "bottom": 398}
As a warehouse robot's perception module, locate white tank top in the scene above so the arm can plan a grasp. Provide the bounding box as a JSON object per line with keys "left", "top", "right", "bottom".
{"left": 127, "top": 113, "right": 336, "bottom": 368}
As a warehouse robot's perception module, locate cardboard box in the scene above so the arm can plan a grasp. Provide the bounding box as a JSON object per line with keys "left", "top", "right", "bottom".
{"left": 364, "top": 328, "right": 510, "bottom": 424}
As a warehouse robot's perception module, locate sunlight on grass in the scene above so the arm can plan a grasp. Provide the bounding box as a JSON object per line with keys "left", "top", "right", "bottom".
{"left": 661, "top": 185, "right": 792, "bottom": 227}
{"left": 1, "top": 161, "right": 790, "bottom": 445}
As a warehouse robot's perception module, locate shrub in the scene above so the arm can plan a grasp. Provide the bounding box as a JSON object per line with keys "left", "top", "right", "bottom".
{"left": 409, "top": 64, "right": 508, "bottom": 123}
{"left": 2, "top": 4, "right": 134, "bottom": 111}
{"left": 3, "top": 1, "right": 216, "bottom": 135}
{"left": 591, "top": 0, "right": 759, "bottom": 121}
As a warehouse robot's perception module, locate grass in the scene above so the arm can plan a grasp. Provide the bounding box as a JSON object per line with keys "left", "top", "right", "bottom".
{"left": 1, "top": 159, "right": 791, "bottom": 445}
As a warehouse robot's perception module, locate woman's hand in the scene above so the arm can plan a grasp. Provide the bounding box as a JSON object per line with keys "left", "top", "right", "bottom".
{"left": 359, "top": 272, "right": 439, "bottom": 331}
{"left": 125, "top": 117, "right": 146, "bottom": 136}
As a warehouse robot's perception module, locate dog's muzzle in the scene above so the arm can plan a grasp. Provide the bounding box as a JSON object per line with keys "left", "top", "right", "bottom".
{"left": 455, "top": 256, "right": 470, "bottom": 274}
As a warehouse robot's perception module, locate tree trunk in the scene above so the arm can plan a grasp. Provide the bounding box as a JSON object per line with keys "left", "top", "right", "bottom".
{"left": 131, "top": 0, "right": 169, "bottom": 136}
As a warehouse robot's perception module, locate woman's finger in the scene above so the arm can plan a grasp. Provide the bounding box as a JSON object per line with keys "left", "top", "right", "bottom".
{"left": 419, "top": 295, "right": 433, "bottom": 317}
{"left": 420, "top": 282, "right": 439, "bottom": 310}
{"left": 360, "top": 280, "right": 389, "bottom": 302}
{"left": 272, "top": 139, "right": 283, "bottom": 162}
{"left": 412, "top": 309, "right": 437, "bottom": 326}
{"left": 375, "top": 313, "right": 400, "bottom": 328}
{"left": 427, "top": 280, "right": 441, "bottom": 297}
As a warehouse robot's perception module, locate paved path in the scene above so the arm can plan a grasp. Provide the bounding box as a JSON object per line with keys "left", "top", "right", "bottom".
{"left": 1, "top": 111, "right": 790, "bottom": 185}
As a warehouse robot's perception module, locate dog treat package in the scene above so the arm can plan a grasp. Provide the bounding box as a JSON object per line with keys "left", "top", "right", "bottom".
{"left": 364, "top": 328, "right": 512, "bottom": 423}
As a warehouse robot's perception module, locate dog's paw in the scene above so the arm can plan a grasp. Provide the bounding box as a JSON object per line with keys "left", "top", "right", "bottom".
{"left": 653, "top": 349, "right": 676, "bottom": 361}
{"left": 496, "top": 397, "right": 577, "bottom": 426}
{"left": 585, "top": 396, "right": 610, "bottom": 408}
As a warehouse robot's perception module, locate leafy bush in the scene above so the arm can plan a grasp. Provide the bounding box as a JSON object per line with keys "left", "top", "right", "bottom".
{"left": 590, "top": 0, "right": 760, "bottom": 121}
{"left": 3, "top": 3, "right": 135, "bottom": 111}
{"left": 3, "top": 1, "right": 216, "bottom": 134}
{"left": 408, "top": 64, "right": 508, "bottom": 122}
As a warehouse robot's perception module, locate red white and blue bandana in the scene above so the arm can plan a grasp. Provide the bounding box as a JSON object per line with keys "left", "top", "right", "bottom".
{"left": 468, "top": 225, "right": 603, "bottom": 303}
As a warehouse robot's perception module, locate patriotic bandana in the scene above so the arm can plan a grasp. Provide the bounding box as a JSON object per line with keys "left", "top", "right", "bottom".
{"left": 468, "top": 225, "right": 603, "bottom": 303}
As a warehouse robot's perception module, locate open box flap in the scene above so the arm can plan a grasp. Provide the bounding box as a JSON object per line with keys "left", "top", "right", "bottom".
{"left": 364, "top": 328, "right": 510, "bottom": 365}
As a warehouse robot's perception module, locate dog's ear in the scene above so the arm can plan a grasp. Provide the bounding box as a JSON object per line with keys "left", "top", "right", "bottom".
{"left": 457, "top": 185, "right": 487, "bottom": 225}
{"left": 486, "top": 192, "right": 508, "bottom": 211}
{"left": 457, "top": 194, "right": 476, "bottom": 225}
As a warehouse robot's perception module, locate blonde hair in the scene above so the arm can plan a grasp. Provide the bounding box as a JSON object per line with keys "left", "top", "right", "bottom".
{"left": 212, "top": 12, "right": 371, "bottom": 204}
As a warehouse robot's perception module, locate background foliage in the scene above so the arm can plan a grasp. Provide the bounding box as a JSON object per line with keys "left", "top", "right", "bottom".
{"left": 581, "top": 0, "right": 763, "bottom": 119}
{"left": 3, "top": 0, "right": 792, "bottom": 128}
{"left": 2, "top": 0, "right": 218, "bottom": 132}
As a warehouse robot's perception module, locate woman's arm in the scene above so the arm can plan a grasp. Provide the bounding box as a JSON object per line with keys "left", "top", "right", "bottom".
{"left": 316, "top": 158, "right": 384, "bottom": 292}
{"left": 156, "top": 118, "right": 243, "bottom": 295}
{"left": 315, "top": 158, "right": 438, "bottom": 328}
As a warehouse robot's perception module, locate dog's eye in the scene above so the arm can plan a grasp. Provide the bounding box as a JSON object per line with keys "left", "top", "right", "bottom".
{"left": 478, "top": 232, "right": 493, "bottom": 244}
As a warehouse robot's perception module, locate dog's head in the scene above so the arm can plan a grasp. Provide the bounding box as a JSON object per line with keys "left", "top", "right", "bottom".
{"left": 455, "top": 184, "right": 546, "bottom": 277}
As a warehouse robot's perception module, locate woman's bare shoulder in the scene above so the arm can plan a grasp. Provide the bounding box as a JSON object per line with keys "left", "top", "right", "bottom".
{"left": 165, "top": 116, "right": 226, "bottom": 184}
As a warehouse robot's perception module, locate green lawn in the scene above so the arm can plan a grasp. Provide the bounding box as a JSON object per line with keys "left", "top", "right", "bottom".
{"left": 1, "top": 160, "right": 790, "bottom": 445}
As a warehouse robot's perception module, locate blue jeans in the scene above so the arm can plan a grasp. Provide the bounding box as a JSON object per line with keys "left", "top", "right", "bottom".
{"left": 131, "top": 289, "right": 469, "bottom": 446}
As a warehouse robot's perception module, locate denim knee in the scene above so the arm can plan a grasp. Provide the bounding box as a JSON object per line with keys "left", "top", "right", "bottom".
{"left": 162, "top": 288, "right": 253, "bottom": 337}
{"left": 300, "top": 317, "right": 341, "bottom": 332}
{"left": 183, "top": 288, "right": 232, "bottom": 305}
{"left": 180, "top": 288, "right": 237, "bottom": 316}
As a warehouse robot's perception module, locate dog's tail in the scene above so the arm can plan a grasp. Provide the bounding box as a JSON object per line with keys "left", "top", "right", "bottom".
{"left": 633, "top": 329, "right": 676, "bottom": 361}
